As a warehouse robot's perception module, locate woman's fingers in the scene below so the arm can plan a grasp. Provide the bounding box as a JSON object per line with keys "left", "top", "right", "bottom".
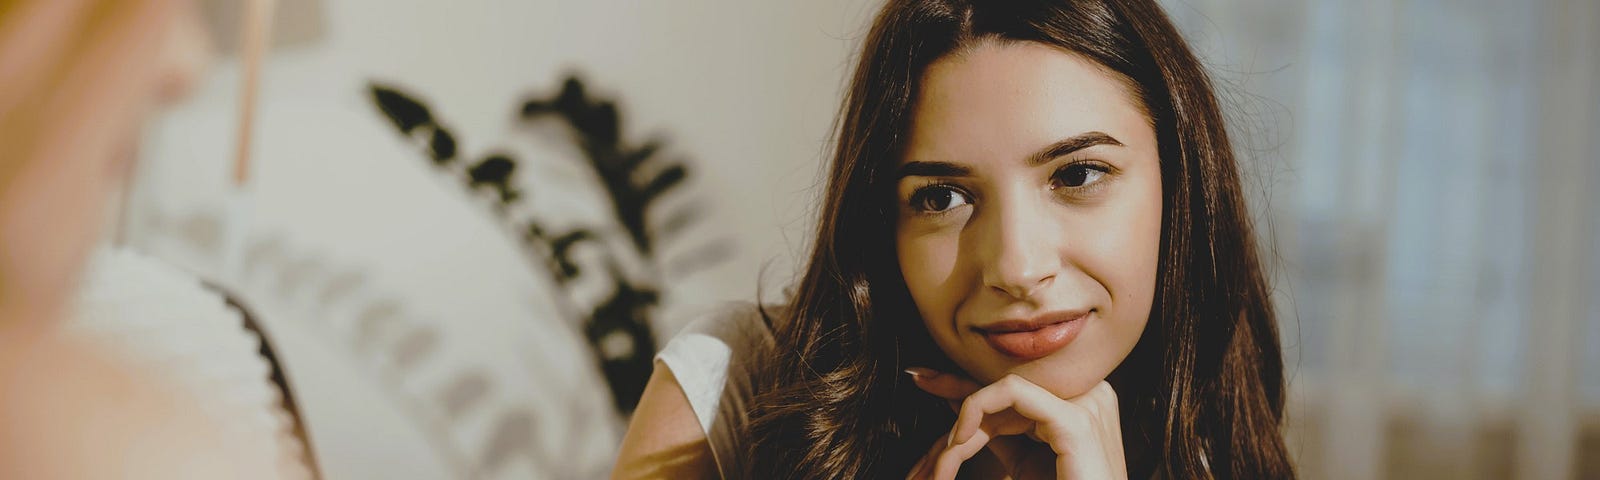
{"left": 1067, "top": 381, "right": 1119, "bottom": 423}
{"left": 929, "top": 374, "right": 1079, "bottom": 480}
{"left": 1067, "top": 381, "right": 1125, "bottom": 478}
{"left": 928, "top": 424, "right": 995, "bottom": 480}
{"left": 905, "top": 433, "right": 949, "bottom": 480}
{"left": 951, "top": 374, "right": 1077, "bottom": 447}
{"left": 905, "top": 367, "right": 982, "bottom": 402}
{"left": 931, "top": 409, "right": 1048, "bottom": 480}
{"left": 908, "top": 372, "right": 1128, "bottom": 479}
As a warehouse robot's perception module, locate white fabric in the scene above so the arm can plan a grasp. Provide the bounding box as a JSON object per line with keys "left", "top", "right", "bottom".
{"left": 654, "top": 304, "right": 775, "bottom": 479}
{"left": 68, "top": 248, "right": 315, "bottom": 480}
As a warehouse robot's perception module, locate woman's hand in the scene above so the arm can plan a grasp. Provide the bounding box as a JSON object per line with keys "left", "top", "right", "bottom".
{"left": 903, "top": 369, "right": 1127, "bottom": 480}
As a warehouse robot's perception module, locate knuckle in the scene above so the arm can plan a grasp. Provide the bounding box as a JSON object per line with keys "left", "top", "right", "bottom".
{"left": 1095, "top": 382, "right": 1120, "bottom": 412}
{"left": 1061, "top": 401, "right": 1093, "bottom": 430}
{"left": 998, "top": 373, "right": 1025, "bottom": 389}
{"left": 959, "top": 395, "right": 984, "bottom": 417}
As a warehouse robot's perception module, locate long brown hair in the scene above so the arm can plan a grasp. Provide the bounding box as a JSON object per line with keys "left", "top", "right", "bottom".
{"left": 745, "top": 0, "right": 1293, "bottom": 478}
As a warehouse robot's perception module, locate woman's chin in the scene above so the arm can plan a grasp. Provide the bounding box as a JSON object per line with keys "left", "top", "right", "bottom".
{"left": 999, "top": 356, "right": 1108, "bottom": 399}
{"left": 949, "top": 343, "right": 1114, "bottom": 398}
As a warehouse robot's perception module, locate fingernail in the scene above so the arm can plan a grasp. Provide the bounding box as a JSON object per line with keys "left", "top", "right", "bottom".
{"left": 904, "top": 367, "right": 939, "bottom": 379}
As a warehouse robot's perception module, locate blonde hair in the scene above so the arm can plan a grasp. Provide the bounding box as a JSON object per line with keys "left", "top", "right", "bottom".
{"left": 0, "top": 0, "right": 179, "bottom": 192}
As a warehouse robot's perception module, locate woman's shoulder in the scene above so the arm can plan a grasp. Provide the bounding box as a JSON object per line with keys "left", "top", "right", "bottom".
{"left": 665, "top": 302, "right": 778, "bottom": 354}
{"left": 655, "top": 302, "right": 779, "bottom": 411}
{"left": 652, "top": 302, "right": 779, "bottom": 478}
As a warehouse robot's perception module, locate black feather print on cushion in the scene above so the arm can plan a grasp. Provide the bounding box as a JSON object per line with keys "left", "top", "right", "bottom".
{"left": 368, "top": 76, "right": 728, "bottom": 414}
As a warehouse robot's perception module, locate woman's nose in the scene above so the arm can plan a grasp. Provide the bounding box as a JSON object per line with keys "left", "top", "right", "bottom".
{"left": 978, "top": 192, "right": 1062, "bottom": 301}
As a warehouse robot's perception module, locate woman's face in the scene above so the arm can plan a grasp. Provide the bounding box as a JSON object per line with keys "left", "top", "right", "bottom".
{"left": 895, "top": 41, "right": 1162, "bottom": 398}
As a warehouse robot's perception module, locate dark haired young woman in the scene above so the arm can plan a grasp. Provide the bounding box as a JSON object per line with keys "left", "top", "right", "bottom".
{"left": 613, "top": 0, "right": 1294, "bottom": 478}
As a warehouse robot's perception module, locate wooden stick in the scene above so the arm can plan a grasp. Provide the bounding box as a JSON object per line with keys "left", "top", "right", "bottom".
{"left": 231, "top": 0, "right": 276, "bottom": 187}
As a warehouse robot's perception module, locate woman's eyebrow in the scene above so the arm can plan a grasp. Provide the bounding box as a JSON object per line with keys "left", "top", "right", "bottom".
{"left": 897, "top": 132, "right": 1125, "bottom": 180}
{"left": 1026, "top": 131, "right": 1124, "bottom": 166}
{"left": 898, "top": 161, "right": 971, "bottom": 179}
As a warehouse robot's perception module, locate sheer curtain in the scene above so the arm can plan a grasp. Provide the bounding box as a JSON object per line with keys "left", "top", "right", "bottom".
{"left": 1159, "top": 0, "right": 1598, "bottom": 478}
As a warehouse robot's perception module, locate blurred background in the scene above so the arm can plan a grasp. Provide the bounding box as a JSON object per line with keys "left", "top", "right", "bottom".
{"left": 116, "top": 0, "right": 1597, "bottom": 478}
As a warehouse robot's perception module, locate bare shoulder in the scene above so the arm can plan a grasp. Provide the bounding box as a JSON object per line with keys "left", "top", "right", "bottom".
{"left": 0, "top": 333, "right": 256, "bottom": 479}
{"left": 611, "top": 362, "right": 718, "bottom": 480}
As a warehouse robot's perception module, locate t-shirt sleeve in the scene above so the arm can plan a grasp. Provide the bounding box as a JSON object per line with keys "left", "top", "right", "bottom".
{"left": 653, "top": 303, "right": 774, "bottom": 479}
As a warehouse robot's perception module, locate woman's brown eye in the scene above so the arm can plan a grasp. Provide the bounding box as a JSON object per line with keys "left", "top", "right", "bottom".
{"left": 1051, "top": 163, "right": 1109, "bottom": 189}
{"left": 910, "top": 186, "right": 971, "bottom": 213}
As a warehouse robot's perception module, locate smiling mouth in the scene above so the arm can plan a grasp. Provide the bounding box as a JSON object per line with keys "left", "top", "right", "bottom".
{"left": 973, "top": 310, "right": 1090, "bottom": 360}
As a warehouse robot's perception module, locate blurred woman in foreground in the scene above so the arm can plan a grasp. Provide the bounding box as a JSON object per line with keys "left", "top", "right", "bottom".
{"left": 0, "top": 0, "right": 277, "bottom": 477}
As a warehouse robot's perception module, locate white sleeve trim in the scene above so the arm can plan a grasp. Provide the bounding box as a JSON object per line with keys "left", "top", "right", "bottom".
{"left": 656, "top": 329, "right": 733, "bottom": 436}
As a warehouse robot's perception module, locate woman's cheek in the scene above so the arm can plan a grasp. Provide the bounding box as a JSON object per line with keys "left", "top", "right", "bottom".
{"left": 897, "top": 231, "right": 963, "bottom": 334}
{"left": 1089, "top": 173, "right": 1162, "bottom": 341}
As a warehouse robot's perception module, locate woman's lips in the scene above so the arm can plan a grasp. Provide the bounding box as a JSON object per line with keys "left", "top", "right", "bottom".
{"left": 975, "top": 310, "right": 1089, "bottom": 360}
